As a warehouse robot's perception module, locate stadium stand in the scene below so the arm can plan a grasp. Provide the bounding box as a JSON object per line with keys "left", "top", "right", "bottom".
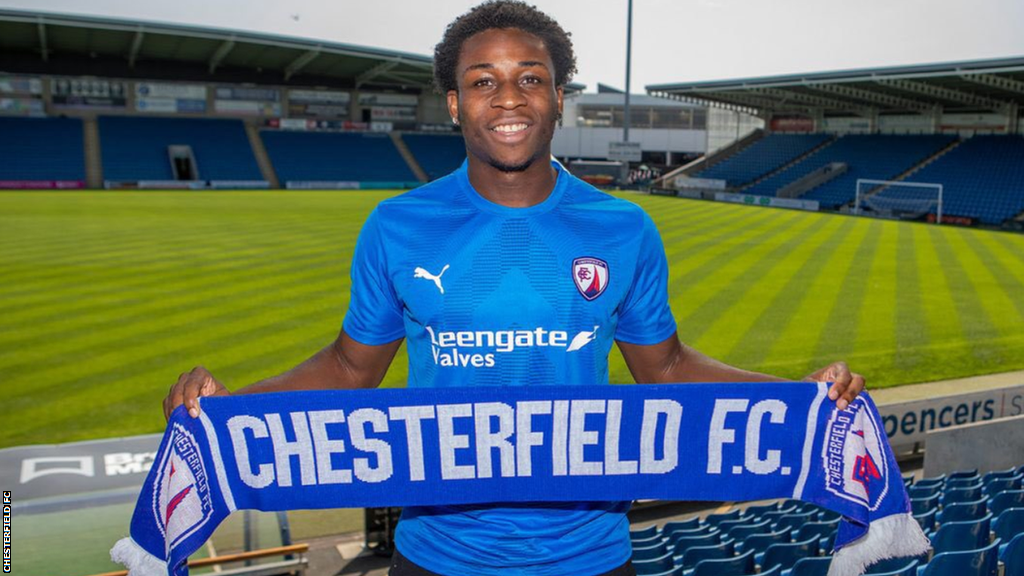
{"left": 744, "top": 135, "right": 956, "bottom": 208}
{"left": 401, "top": 133, "right": 466, "bottom": 181}
{"left": 98, "top": 116, "right": 263, "bottom": 183}
{"left": 898, "top": 135, "right": 1024, "bottom": 225}
{"left": 628, "top": 465, "right": 1024, "bottom": 576}
{"left": 694, "top": 133, "right": 832, "bottom": 187}
{"left": 260, "top": 131, "right": 419, "bottom": 187}
{"left": 0, "top": 117, "right": 85, "bottom": 184}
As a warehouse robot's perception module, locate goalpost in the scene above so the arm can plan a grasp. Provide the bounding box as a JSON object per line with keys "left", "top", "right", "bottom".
{"left": 855, "top": 179, "right": 944, "bottom": 224}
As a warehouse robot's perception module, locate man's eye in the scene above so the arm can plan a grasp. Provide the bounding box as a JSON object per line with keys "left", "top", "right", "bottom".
{"left": 522, "top": 76, "right": 541, "bottom": 84}
{"left": 474, "top": 79, "right": 494, "bottom": 87}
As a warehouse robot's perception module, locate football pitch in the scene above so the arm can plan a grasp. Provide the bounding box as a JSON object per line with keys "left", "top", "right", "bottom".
{"left": 2, "top": 190, "right": 1024, "bottom": 449}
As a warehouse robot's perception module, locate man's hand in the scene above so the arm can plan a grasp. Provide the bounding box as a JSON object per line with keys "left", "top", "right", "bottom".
{"left": 805, "top": 361, "right": 865, "bottom": 411}
{"left": 164, "top": 366, "right": 230, "bottom": 421}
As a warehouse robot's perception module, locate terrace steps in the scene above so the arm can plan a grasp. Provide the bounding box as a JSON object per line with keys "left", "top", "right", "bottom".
{"left": 245, "top": 123, "right": 280, "bottom": 189}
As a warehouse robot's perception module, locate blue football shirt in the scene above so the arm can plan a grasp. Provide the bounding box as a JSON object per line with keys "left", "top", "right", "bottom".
{"left": 343, "top": 159, "right": 676, "bottom": 576}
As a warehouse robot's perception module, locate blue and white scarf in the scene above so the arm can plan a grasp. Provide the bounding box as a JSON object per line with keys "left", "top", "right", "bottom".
{"left": 111, "top": 382, "right": 929, "bottom": 576}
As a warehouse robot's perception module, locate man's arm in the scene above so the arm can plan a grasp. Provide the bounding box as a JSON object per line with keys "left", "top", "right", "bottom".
{"left": 617, "top": 333, "right": 865, "bottom": 410}
{"left": 163, "top": 330, "right": 403, "bottom": 421}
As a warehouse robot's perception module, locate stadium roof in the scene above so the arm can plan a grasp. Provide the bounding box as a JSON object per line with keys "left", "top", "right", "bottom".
{"left": 646, "top": 57, "right": 1024, "bottom": 117}
{"left": 570, "top": 92, "right": 699, "bottom": 108}
{"left": 0, "top": 8, "right": 586, "bottom": 94}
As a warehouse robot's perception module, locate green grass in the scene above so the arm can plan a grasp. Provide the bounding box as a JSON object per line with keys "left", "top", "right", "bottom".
{"left": 3, "top": 190, "right": 1024, "bottom": 449}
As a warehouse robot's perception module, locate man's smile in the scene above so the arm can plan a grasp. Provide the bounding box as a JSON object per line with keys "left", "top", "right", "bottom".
{"left": 489, "top": 120, "right": 533, "bottom": 139}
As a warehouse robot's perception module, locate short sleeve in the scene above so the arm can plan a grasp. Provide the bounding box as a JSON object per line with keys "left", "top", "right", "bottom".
{"left": 615, "top": 212, "right": 677, "bottom": 344}
{"left": 342, "top": 209, "right": 406, "bottom": 345}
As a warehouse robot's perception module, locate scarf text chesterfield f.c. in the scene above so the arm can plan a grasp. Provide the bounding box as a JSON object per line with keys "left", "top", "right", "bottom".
{"left": 111, "top": 382, "right": 930, "bottom": 576}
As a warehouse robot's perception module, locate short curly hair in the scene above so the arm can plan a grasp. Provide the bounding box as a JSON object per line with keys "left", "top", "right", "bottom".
{"left": 433, "top": 0, "right": 577, "bottom": 94}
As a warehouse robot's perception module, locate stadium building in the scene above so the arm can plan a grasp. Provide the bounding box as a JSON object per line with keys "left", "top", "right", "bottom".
{"left": 649, "top": 58, "right": 1024, "bottom": 229}
{"left": 0, "top": 8, "right": 762, "bottom": 193}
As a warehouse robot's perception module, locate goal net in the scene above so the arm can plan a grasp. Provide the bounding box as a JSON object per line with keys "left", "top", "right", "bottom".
{"left": 855, "top": 179, "right": 943, "bottom": 223}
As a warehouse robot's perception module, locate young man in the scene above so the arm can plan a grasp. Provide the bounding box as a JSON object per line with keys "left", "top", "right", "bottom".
{"left": 164, "top": 2, "right": 865, "bottom": 575}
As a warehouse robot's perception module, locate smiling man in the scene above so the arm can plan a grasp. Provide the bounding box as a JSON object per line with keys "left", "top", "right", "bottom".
{"left": 163, "top": 2, "right": 865, "bottom": 575}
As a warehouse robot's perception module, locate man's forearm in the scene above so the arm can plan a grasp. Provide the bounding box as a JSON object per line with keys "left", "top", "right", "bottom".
{"left": 667, "top": 343, "right": 788, "bottom": 383}
{"left": 235, "top": 331, "right": 402, "bottom": 394}
{"left": 234, "top": 344, "right": 355, "bottom": 395}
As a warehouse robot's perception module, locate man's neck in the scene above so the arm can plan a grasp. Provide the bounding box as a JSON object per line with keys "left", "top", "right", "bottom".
{"left": 467, "top": 156, "right": 558, "bottom": 208}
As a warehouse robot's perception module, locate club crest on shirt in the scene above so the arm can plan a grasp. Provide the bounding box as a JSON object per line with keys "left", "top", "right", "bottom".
{"left": 821, "top": 398, "right": 889, "bottom": 511}
{"left": 152, "top": 422, "right": 214, "bottom": 554}
{"left": 572, "top": 257, "right": 609, "bottom": 301}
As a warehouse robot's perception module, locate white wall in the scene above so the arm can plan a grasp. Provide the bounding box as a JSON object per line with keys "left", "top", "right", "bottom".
{"left": 706, "top": 108, "right": 763, "bottom": 154}
{"left": 877, "top": 115, "right": 933, "bottom": 134}
{"left": 551, "top": 126, "right": 706, "bottom": 158}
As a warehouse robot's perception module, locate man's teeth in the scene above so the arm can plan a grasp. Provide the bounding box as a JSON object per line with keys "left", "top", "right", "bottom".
{"left": 492, "top": 123, "right": 528, "bottom": 133}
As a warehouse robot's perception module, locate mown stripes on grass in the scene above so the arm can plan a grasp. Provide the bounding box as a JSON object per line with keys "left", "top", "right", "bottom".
{"left": 2, "top": 191, "right": 1024, "bottom": 448}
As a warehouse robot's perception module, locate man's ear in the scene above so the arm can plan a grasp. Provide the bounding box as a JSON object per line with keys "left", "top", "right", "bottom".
{"left": 556, "top": 86, "right": 564, "bottom": 117}
{"left": 447, "top": 90, "right": 460, "bottom": 124}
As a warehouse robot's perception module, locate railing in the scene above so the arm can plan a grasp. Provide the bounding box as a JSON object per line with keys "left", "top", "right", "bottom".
{"left": 89, "top": 543, "right": 310, "bottom": 576}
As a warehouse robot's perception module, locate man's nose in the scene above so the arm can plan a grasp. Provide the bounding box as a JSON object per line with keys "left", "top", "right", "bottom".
{"left": 492, "top": 81, "right": 526, "bottom": 109}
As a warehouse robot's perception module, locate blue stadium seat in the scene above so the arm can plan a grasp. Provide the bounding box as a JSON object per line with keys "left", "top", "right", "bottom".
{"left": 784, "top": 557, "right": 831, "bottom": 576}
{"left": 1001, "top": 533, "right": 1024, "bottom": 576}
{"left": 665, "top": 524, "right": 715, "bottom": 541}
{"left": 260, "top": 130, "right": 417, "bottom": 185}
{"left": 905, "top": 135, "right": 1024, "bottom": 225}
{"left": 0, "top": 117, "right": 85, "bottom": 183}
{"left": 760, "top": 507, "right": 802, "bottom": 524}
{"left": 717, "top": 516, "right": 760, "bottom": 535}
{"left": 982, "top": 474, "right": 1022, "bottom": 496}
{"left": 990, "top": 490, "right": 1024, "bottom": 517}
{"left": 815, "top": 510, "right": 841, "bottom": 523}
{"left": 794, "top": 522, "right": 838, "bottom": 553}
{"left": 727, "top": 519, "right": 773, "bottom": 541}
{"left": 993, "top": 509, "right": 1024, "bottom": 550}
{"left": 631, "top": 525, "right": 660, "bottom": 541}
{"left": 909, "top": 485, "right": 941, "bottom": 499}
{"left": 916, "top": 477, "right": 946, "bottom": 490}
{"left": 760, "top": 537, "right": 819, "bottom": 572}
{"left": 983, "top": 468, "right": 1018, "bottom": 483}
{"left": 774, "top": 511, "right": 818, "bottom": 533}
{"left": 938, "top": 499, "right": 987, "bottom": 523}
{"left": 780, "top": 500, "right": 811, "bottom": 512}
{"left": 941, "top": 486, "right": 983, "bottom": 506}
{"left": 401, "top": 133, "right": 466, "bottom": 181}
{"left": 744, "top": 502, "right": 781, "bottom": 518}
{"left": 99, "top": 116, "right": 261, "bottom": 181}
{"left": 742, "top": 528, "right": 793, "bottom": 556}
{"left": 867, "top": 559, "right": 921, "bottom": 576}
{"left": 918, "top": 538, "right": 1000, "bottom": 576}
{"left": 633, "top": 539, "right": 670, "bottom": 561}
{"left": 671, "top": 532, "right": 721, "bottom": 556}
{"left": 913, "top": 509, "right": 937, "bottom": 533}
{"left": 703, "top": 509, "right": 744, "bottom": 527}
{"left": 944, "top": 478, "right": 983, "bottom": 491}
{"left": 696, "top": 133, "right": 832, "bottom": 187}
{"left": 677, "top": 541, "right": 735, "bottom": 571}
{"left": 632, "top": 534, "right": 664, "bottom": 549}
{"left": 948, "top": 469, "right": 980, "bottom": 480}
{"left": 632, "top": 550, "right": 675, "bottom": 575}
{"left": 691, "top": 549, "right": 756, "bottom": 576}
{"left": 663, "top": 518, "right": 702, "bottom": 534}
{"left": 745, "top": 134, "right": 955, "bottom": 208}
{"left": 930, "top": 514, "right": 991, "bottom": 554}
{"left": 911, "top": 495, "right": 939, "bottom": 515}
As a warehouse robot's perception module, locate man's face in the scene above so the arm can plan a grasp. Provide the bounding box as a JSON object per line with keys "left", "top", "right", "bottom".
{"left": 447, "top": 28, "right": 564, "bottom": 173}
